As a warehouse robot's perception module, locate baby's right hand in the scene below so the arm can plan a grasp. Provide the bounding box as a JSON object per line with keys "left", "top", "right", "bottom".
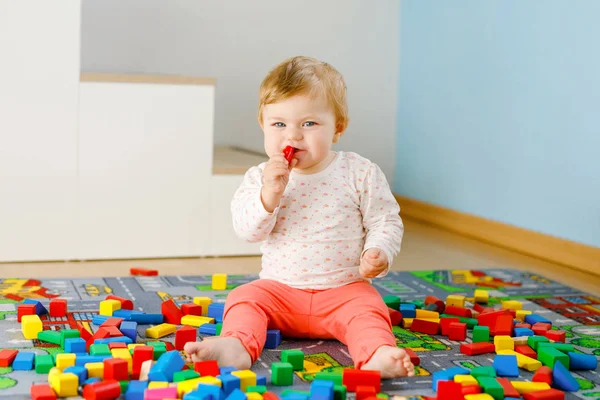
{"left": 261, "top": 154, "right": 296, "bottom": 212}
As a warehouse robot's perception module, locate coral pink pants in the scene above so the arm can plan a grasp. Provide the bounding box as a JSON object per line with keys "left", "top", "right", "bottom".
{"left": 220, "top": 279, "right": 396, "bottom": 368}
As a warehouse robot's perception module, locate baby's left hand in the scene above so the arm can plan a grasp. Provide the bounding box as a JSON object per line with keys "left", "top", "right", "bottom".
{"left": 359, "top": 248, "right": 389, "bottom": 278}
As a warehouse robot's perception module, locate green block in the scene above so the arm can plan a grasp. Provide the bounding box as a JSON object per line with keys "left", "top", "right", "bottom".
{"left": 35, "top": 354, "right": 54, "bottom": 374}
{"left": 334, "top": 385, "right": 347, "bottom": 400}
{"left": 281, "top": 390, "right": 310, "bottom": 397}
{"left": 471, "top": 366, "right": 496, "bottom": 378}
{"left": 528, "top": 335, "right": 550, "bottom": 351}
{"left": 537, "top": 342, "right": 575, "bottom": 353}
{"left": 376, "top": 394, "right": 389, "bottom": 399}
{"left": 271, "top": 362, "right": 294, "bottom": 386}
{"left": 247, "top": 386, "right": 268, "bottom": 394}
{"left": 315, "top": 371, "right": 343, "bottom": 386}
{"left": 119, "top": 380, "right": 129, "bottom": 393}
{"left": 472, "top": 326, "right": 490, "bottom": 343}
{"left": 458, "top": 317, "right": 478, "bottom": 329}
{"left": 281, "top": 349, "right": 304, "bottom": 371}
{"left": 90, "top": 344, "right": 112, "bottom": 356}
{"left": 173, "top": 369, "right": 200, "bottom": 382}
{"left": 538, "top": 346, "right": 569, "bottom": 369}
{"left": 147, "top": 342, "right": 167, "bottom": 360}
{"left": 37, "top": 330, "right": 62, "bottom": 345}
{"left": 383, "top": 295, "right": 401, "bottom": 310}
{"left": 60, "top": 329, "right": 80, "bottom": 348}
{"left": 216, "top": 323, "right": 223, "bottom": 336}
{"left": 476, "top": 376, "right": 504, "bottom": 400}
{"left": 412, "top": 300, "right": 425, "bottom": 308}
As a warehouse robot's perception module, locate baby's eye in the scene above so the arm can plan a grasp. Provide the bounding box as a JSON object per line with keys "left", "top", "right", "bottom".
{"left": 272, "top": 122, "right": 286, "bottom": 128}
{"left": 303, "top": 121, "right": 316, "bottom": 127}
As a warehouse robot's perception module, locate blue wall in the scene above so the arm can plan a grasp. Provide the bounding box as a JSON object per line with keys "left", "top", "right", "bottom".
{"left": 395, "top": 1, "right": 600, "bottom": 247}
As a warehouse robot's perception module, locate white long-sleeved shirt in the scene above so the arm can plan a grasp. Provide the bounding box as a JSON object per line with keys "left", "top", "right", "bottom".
{"left": 231, "top": 151, "right": 403, "bottom": 289}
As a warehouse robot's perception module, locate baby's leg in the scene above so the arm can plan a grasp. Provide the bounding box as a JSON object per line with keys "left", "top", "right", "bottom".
{"left": 315, "top": 282, "right": 414, "bottom": 378}
{"left": 184, "top": 279, "right": 309, "bottom": 367}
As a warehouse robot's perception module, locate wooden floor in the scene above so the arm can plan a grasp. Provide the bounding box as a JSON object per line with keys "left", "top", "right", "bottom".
{"left": 1, "top": 218, "right": 598, "bottom": 295}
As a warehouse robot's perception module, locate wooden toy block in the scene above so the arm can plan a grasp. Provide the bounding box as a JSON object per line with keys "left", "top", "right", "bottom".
{"left": 404, "top": 348, "right": 420, "bottom": 366}
{"left": 18, "top": 304, "right": 37, "bottom": 322}
{"left": 100, "top": 326, "right": 123, "bottom": 338}
{"left": 494, "top": 335, "right": 514, "bottom": 352}
{"left": 175, "top": 325, "right": 197, "bottom": 351}
{"left": 104, "top": 357, "right": 129, "bottom": 381}
{"left": 49, "top": 298, "right": 68, "bottom": 318}
{"left": 148, "top": 351, "right": 185, "bottom": 382}
{"left": 460, "top": 342, "right": 496, "bottom": 356}
{"left": 494, "top": 314, "right": 514, "bottom": 336}
{"left": 522, "top": 389, "right": 566, "bottom": 400}
{"left": 193, "top": 297, "right": 213, "bottom": 316}
{"left": 232, "top": 370, "right": 257, "bottom": 391}
{"left": 181, "top": 303, "right": 203, "bottom": 316}
{"left": 477, "top": 309, "right": 509, "bottom": 329}
{"left": 13, "top": 351, "right": 35, "bottom": 370}
{"left": 537, "top": 342, "right": 574, "bottom": 353}
{"left": 148, "top": 381, "right": 170, "bottom": 389}
{"left": 444, "top": 305, "right": 473, "bottom": 318}
{"left": 281, "top": 349, "right": 305, "bottom": 371}
{"left": 471, "top": 365, "right": 496, "bottom": 378}
{"left": 212, "top": 273, "right": 228, "bottom": 290}
{"left": 355, "top": 385, "right": 377, "bottom": 400}
{"left": 538, "top": 346, "right": 569, "bottom": 369}
{"left": 528, "top": 335, "right": 550, "bottom": 351}
{"left": 146, "top": 323, "right": 177, "bottom": 339}
{"left": 173, "top": 369, "right": 200, "bottom": 382}
{"left": 132, "top": 345, "right": 154, "bottom": 379}
{"left": 532, "top": 365, "right": 553, "bottom": 384}
{"left": 415, "top": 309, "right": 439, "bottom": 319}
{"left": 446, "top": 295, "right": 466, "bottom": 308}
{"left": 108, "top": 342, "right": 127, "bottom": 350}
{"left": 161, "top": 299, "right": 183, "bottom": 325}
{"left": 454, "top": 375, "right": 478, "bottom": 385}
{"left": 82, "top": 380, "right": 121, "bottom": 399}
{"left": 512, "top": 335, "right": 532, "bottom": 346}
{"left": 130, "top": 267, "right": 158, "bottom": 276}
{"left": 388, "top": 308, "right": 402, "bottom": 326}
{"left": 111, "top": 348, "right": 133, "bottom": 374}
{"left": 516, "top": 309, "right": 532, "bottom": 321}
{"left": 100, "top": 317, "right": 123, "bottom": 328}
{"left": 473, "top": 289, "right": 489, "bottom": 304}
{"left": 99, "top": 299, "right": 121, "bottom": 316}
{"left": 552, "top": 358, "right": 580, "bottom": 392}
{"left": 342, "top": 369, "right": 380, "bottom": 393}
{"left": 139, "top": 359, "right": 154, "bottom": 381}
{"left": 492, "top": 354, "right": 519, "bottom": 377}
{"left": 463, "top": 390, "right": 490, "bottom": 399}
{"left": 568, "top": 351, "right": 598, "bottom": 370}
{"left": 50, "top": 372, "right": 78, "bottom": 398}
{"left": 532, "top": 322, "right": 552, "bottom": 335}
{"left": 47, "top": 367, "right": 61, "bottom": 386}
{"left": 510, "top": 381, "right": 551, "bottom": 394}
{"left": 496, "top": 377, "right": 520, "bottom": 398}
{"left": 410, "top": 319, "right": 440, "bottom": 335}
{"left": 194, "top": 360, "right": 220, "bottom": 377}
{"left": 90, "top": 344, "right": 112, "bottom": 356}
{"left": 399, "top": 304, "right": 416, "bottom": 318}
{"left": 440, "top": 317, "right": 460, "bottom": 336}
{"left": 497, "top": 349, "right": 541, "bottom": 371}
{"left": 383, "top": 295, "right": 401, "bottom": 310}
{"left": 401, "top": 318, "right": 413, "bottom": 328}
{"left": 0, "top": 349, "right": 18, "bottom": 367}
{"left": 181, "top": 315, "right": 214, "bottom": 327}
{"left": 85, "top": 362, "right": 105, "bottom": 378}
{"left": 55, "top": 353, "right": 76, "bottom": 370}
{"left": 247, "top": 393, "right": 263, "bottom": 400}
{"left": 543, "top": 329, "right": 566, "bottom": 343}
{"left": 424, "top": 295, "right": 446, "bottom": 313}
{"left": 448, "top": 322, "right": 467, "bottom": 341}
{"left": 474, "top": 376, "right": 503, "bottom": 400}
{"left": 472, "top": 325, "right": 490, "bottom": 343}
{"left": 35, "top": 354, "right": 55, "bottom": 374}
{"left": 30, "top": 383, "right": 57, "bottom": 400}
{"left": 21, "top": 314, "right": 43, "bottom": 339}
{"left": 271, "top": 362, "right": 294, "bottom": 386}
{"left": 501, "top": 300, "right": 522, "bottom": 310}
{"left": 105, "top": 294, "right": 134, "bottom": 310}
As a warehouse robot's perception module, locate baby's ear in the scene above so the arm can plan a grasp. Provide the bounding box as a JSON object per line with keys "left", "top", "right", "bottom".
{"left": 332, "top": 133, "right": 341, "bottom": 143}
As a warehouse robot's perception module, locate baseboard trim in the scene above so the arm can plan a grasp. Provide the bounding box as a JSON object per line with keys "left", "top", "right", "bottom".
{"left": 395, "top": 194, "right": 600, "bottom": 277}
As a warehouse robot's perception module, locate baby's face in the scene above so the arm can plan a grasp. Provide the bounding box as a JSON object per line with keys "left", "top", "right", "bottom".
{"left": 262, "top": 93, "right": 338, "bottom": 173}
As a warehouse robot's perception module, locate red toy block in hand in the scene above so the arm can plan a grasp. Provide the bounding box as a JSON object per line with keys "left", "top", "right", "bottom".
{"left": 283, "top": 146, "right": 296, "bottom": 163}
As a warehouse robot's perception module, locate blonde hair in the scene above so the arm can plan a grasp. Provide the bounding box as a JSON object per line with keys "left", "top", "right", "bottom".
{"left": 258, "top": 56, "right": 348, "bottom": 132}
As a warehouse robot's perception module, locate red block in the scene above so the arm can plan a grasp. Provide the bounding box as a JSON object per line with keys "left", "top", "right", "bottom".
{"left": 477, "top": 310, "right": 510, "bottom": 329}
{"left": 194, "top": 360, "right": 220, "bottom": 377}
{"left": 388, "top": 308, "right": 402, "bottom": 326}
{"left": 77, "top": 325, "right": 93, "bottom": 342}
{"left": 440, "top": 318, "right": 460, "bottom": 336}
{"left": 342, "top": 369, "right": 381, "bottom": 393}
{"left": 424, "top": 296, "right": 446, "bottom": 313}
{"left": 404, "top": 348, "right": 420, "bottom": 366}
{"left": 515, "top": 345, "right": 538, "bottom": 360}
{"left": 544, "top": 330, "right": 566, "bottom": 343}
{"left": 263, "top": 393, "right": 281, "bottom": 400}
{"left": 104, "top": 358, "right": 129, "bottom": 381}
{"left": 460, "top": 342, "right": 496, "bottom": 356}
{"left": 523, "top": 389, "right": 565, "bottom": 400}
{"left": 161, "top": 299, "right": 182, "bottom": 325}
{"left": 17, "top": 304, "right": 36, "bottom": 322}
{"left": 165, "top": 341, "right": 175, "bottom": 352}
{"left": 130, "top": 267, "right": 158, "bottom": 276}
{"left": 497, "top": 378, "right": 520, "bottom": 398}
{"left": 181, "top": 303, "right": 203, "bottom": 316}
{"left": 0, "top": 349, "right": 18, "bottom": 367}
{"left": 437, "top": 381, "right": 463, "bottom": 399}
{"left": 108, "top": 342, "right": 127, "bottom": 350}
{"left": 532, "top": 322, "right": 552, "bottom": 336}
{"left": 356, "top": 386, "right": 377, "bottom": 400}
{"left": 494, "top": 314, "right": 514, "bottom": 336}
{"left": 105, "top": 295, "right": 134, "bottom": 310}
{"left": 30, "top": 383, "right": 57, "bottom": 400}
{"left": 175, "top": 326, "right": 197, "bottom": 351}
{"left": 445, "top": 306, "right": 472, "bottom": 318}
{"left": 100, "top": 318, "right": 123, "bottom": 328}
{"left": 448, "top": 322, "right": 467, "bottom": 341}
{"left": 533, "top": 366, "right": 553, "bottom": 385}
{"left": 515, "top": 323, "right": 532, "bottom": 329}
{"left": 82, "top": 380, "right": 121, "bottom": 400}
{"left": 410, "top": 319, "right": 440, "bottom": 335}
{"left": 473, "top": 303, "right": 493, "bottom": 314}
{"left": 132, "top": 346, "right": 154, "bottom": 379}
{"left": 102, "top": 326, "right": 124, "bottom": 338}
{"left": 49, "top": 299, "right": 67, "bottom": 318}
{"left": 461, "top": 385, "right": 482, "bottom": 395}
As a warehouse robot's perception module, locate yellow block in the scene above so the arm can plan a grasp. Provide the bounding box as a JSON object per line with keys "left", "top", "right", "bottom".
{"left": 148, "top": 381, "right": 170, "bottom": 389}
{"left": 418, "top": 317, "right": 441, "bottom": 324}
{"left": 465, "top": 395, "right": 495, "bottom": 400}
{"left": 446, "top": 295, "right": 465, "bottom": 308}
{"left": 146, "top": 323, "right": 177, "bottom": 339}
{"left": 50, "top": 372, "right": 79, "bottom": 397}
{"left": 177, "top": 376, "right": 222, "bottom": 397}
{"left": 473, "top": 289, "right": 489, "bottom": 304}
{"left": 401, "top": 318, "right": 413, "bottom": 328}
{"left": 510, "top": 381, "right": 550, "bottom": 394}
{"left": 99, "top": 299, "right": 121, "bottom": 316}
{"left": 21, "top": 314, "right": 43, "bottom": 339}
{"left": 494, "top": 335, "right": 514, "bottom": 352}
{"left": 128, "top": 343, "right": 144, "bottom": 352}
{"left": 231, "top": 370, "right": 257, "bottom": 392}
{"left": 193, "top": 297, "right": 213, "bottom": 316}
{"left": 247, "top": 393, "right": 263, "bottom": 400}
{"left": 454, "top": 375, "right": 478, "bottom": 385}
{"left": 181, "top": 315, "right": 215, "bottom": 327}
{"left": 516, "top": 310, "right": 532, "bottom": 321}
{"left": 501, "top": 300, "right": 523, "bottom": 311}
{"left": 212, "top": 273, "right": 227, "bottom": 290}
{"left": 55, "top": 353, "right": 76, "bottom": 370}
{"left": 415, "top": 310, "right": 439, "bottom": 319}
{"left": 111, "top": 348, "right": 133, "bottom": 373}
{"left": 497, "top": 350, "right": 542, "bottom": 371}
{"left": 85, "top": 362, "right": 104, "bottom": 378}
{"left": 47, "top": 367, "right": 62, "bottom": 386}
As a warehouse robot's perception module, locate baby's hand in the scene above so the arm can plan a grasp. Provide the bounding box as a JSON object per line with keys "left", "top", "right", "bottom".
{"left": 359, "top": 248, "right": 389, "bottom": 278}
{"left": 261, "top": 153, "right": 297, "bottom": 212}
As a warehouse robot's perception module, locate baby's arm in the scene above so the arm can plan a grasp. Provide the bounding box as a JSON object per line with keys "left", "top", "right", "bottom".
{"left": 231, "top": 165, "right": 280, "bottom": 242}
{"left": 359, "top": 163, "right": 404, "bottom": 278}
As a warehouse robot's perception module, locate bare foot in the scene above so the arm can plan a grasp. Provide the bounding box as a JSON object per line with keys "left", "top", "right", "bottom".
{"left": 183, "top": 337, "right": 252, "bottom": 369}
{"left": 361, "top": 346, "right": 415, "bottom": 378}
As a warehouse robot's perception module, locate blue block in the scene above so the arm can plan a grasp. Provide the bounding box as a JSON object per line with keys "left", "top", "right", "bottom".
{"left": 75, "top": 355, "right": 111, "bottom": 367}
{"left": 220, "top": 366, "right": 238, "bottom": 375}
{"left": 256, "top": 375, "right": 266, "bottom": 386}
{"left": 12, "top": 352, "right": 35, "bottom": 370}
{"left": 83, "top": 377, "right": 102, "bottom": 386}
{"left": 65, "top": 365, "right": 88, "bottom": 383}
{"left": 311, "top": 380, "right": 335, "bottom": 400}
{"left": 199, "top": 324, "right": 217, "bottom": 336}
{"left": 208, "top": 303, "right": 225, "bottom": 320}
{"left": 113, "top": 309, "right": 143, "bottom": 320}
{"left": 225, "top": 389, "right": 247, "bottom": 400}
{"left": 184, "top": 391, "right": 209, "bottom": 400}
{"left": 120, "top": 321, "right": 138, "bottom": 342}
{"left": 568, "top": 352, "right": 598, "bottom": 370}
{"left": 65, "top": 337, "right": 87, "bottom": 353}
{"left": 513, "top": 328, "right": 534, "bottom": 337}
{"left": 399, "top": 304, "right": 416, "bottom": 318}
{"left": 432, "top": 366, "right": 469, "bottom": 391}
{"left": 23, "top": 299, "right": 48, "bottom": 316}
{"left": 492, "top": 354, "right": 519, "bottom": 377}
{"left": 191, "top": 384, "right": 223, "bottom": 400}
{"left": 94, "top": 336, "right": 133, "bottom": 345}
{"left": 283, "top": 394, "right": 309, "bottom": 400}
{"left": 525, "top": 314, "right": 552, "bottom": 325}
{"left": 219, "top": 374, "right": 241, "bottom": 395}
{"left": 553, "top": 360, "right": 580, "bottom": 392}
{"left": 148, "top": 350, "right": 184, "bottom": 382}
{"left": 125, "top": 380, "right": 149, "bottom": 400}
{"left": 265, "top": 329, "right": 282, "bottom": 349}
{"left": 92, "top": 314, "right": 111, "bottom": 325}
{"left": 130, "top": 313, "right": 164, "bottom": 324}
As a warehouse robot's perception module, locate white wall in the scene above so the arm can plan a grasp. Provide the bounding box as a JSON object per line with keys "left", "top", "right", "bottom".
{"left": 80, "top": 0, "right": 399, "bottom": 179}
